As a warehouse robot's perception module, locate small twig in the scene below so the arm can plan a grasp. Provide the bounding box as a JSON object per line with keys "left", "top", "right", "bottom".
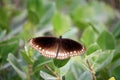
{"left": 28, "top": 64, "right": 32, "bottom": 80}
{"left": 86, "top": 59, "right": 96, "bottom": 80}
{"left": 44, "top": 65, "right": 62, "bottom": 80}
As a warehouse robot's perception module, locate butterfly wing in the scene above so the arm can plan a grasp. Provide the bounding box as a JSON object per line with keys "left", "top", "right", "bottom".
{"left": 29, "top": 37, "right": 58, "bottom": 58}
{"left": 57, "top": 38, "right": 85, "bottom": 58}
{"left": 29, "top": 37, "right": 85, "bottom": 60}
{"left": 56, "top": 44, "right": 70, "bottom": 59}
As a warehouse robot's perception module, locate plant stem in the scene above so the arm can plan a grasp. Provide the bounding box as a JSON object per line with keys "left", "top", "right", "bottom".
{"left": 44, "top": 65, "right": 62, "bottom": 80}
{"left": 28, "top": 64, "right": 32, "bottom": 80}
{"left": 86, "top": 59, "right": 96, "bottom": 80}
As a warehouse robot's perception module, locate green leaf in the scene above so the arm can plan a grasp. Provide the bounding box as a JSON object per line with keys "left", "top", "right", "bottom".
{"left": 27, "top": 10, "right": 40, "bottom": 24}
{"left": 98, "top": 69, "right": 110, "bottom": 80}
{"left": 33, "top": 56, "right": 52, "bottom": 73}
{"left": 97, "top": 30, "right": 115, "bottom": 50}
{"left": 65, "top": 58, "right": 92, "bottom": 80}
{"left": 59, "top": 61, "right": 70, "bottom": 76}
{"left": 79, "top": 71, "right": 92, "bottom": 80}
{"left": 65, "top": 71, "right": 76, "bottom": 80}
{"left": 71, "top": 4, "right": 94, "bottom": 29}
{"left": 19, "top": 21, "right": 34, "bottom": 40}
{"left": 81, "top": 26, "right": 97, "bottom": 47}
{"left": 38, "top": 3, "right": 55, "bottom": 28}
{"left": 112, "top": 51, "right": 120, "bottom": 62}
{"left": 89, "top": 23, "right": 106, "bottom": 34}
{"left": 27, "top": 0, "right": 44, "bottom": 24}
{"left": 88, "top": 50, "right": 114, "bottom": 71}
{"left": 86, "top": 43, "right": 100, "bottom": 55}
{"left": 55, "top": 0, "right": 65, "bottom": 9}
{"left": 109, "top": 58, "right": 120, "bottom": 78}
{"left": 113, "top": 20, "right": 120, "bottom": 39}
{"left": 112, "top": 66, "right": 120, "bottom": 80}
{"left": 71, "top": 5, "right": 94, "bottom": 22}
{"left": 73, "top": 20, "right": 90, "bottom": 29}
{"left": 53, "top": 58, "right": 70, "bottom": 68}
{"left": 52, "top": 11, "right": 71, "bottom": 36}
{"left": 40, "top": 71, "right": 57, "bottom": 80}
{"left": 0, "top": 37, "right": 19, "bottom": 63}
{"left": 20, "top": 50, "right": 33, "bottom": 64}
{"left": 0, "top": 30, "right": 6, "bottom": 41}
{"left": 7, "top": 53, "right": 27, "bottom": 79}
{"left": 71, "top": 1, "right": 114, "bottom": 29}
{"left": 0, "top": 8, "right": 9, "bottom": 32}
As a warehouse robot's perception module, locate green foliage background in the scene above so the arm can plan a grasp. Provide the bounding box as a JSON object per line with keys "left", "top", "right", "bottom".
{"left": 0, "top": 0, "right": 120, "bottom": 80}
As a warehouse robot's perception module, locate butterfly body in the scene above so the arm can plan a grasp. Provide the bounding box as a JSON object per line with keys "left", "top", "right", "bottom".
{"left": 29, "top": 36, "right": 85, "bottom": 60}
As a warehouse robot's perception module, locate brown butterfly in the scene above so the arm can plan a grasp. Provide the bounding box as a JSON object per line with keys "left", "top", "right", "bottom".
{"left": 29, "top": 36, "right": 85, "bottom": 60}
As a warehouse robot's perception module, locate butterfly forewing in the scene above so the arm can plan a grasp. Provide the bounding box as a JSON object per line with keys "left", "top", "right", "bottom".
{"left": 61, "top": 39, "right": 85, "bottom": 57}
{"left": 29, "top": 37, "right": 58, "bottom": 58}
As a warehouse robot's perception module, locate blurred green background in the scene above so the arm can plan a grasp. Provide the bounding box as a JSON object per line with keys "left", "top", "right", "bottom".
{"left": 0, "top": 0, "right": 120, "bottom": 80}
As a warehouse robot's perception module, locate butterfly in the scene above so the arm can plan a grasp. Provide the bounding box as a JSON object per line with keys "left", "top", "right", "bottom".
{"left": 29, "top": 36, "right": 85, "bottom": 60}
